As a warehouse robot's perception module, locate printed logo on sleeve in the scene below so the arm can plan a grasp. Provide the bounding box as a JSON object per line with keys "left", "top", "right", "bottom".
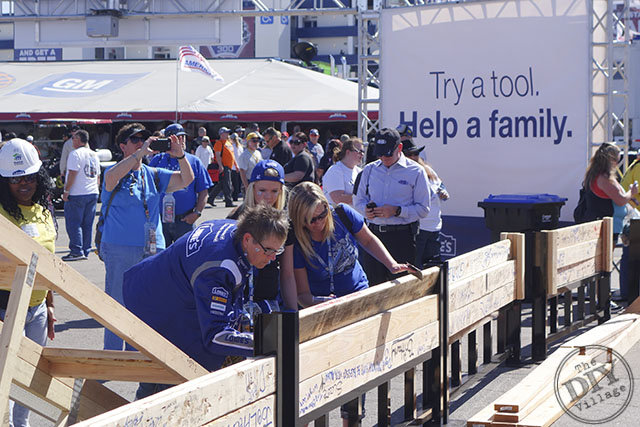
{"left": 186, "top": 223, "right": 215, "bottom": 257}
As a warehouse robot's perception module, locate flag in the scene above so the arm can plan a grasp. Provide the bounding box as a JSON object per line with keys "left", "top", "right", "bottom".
{"left": 178, "top": 45, "right": 224, "bottom": 82}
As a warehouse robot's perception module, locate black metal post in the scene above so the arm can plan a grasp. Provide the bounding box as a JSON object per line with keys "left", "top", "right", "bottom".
{"left": 506, "top": 302, "right": 521, "bottom": 366}
{"left": 549, "top": 296, "right": 558, "bottom": 334}
{"left": 404, "top": 368, "right": 416, "bottom": 421}
{"left": 598, "top": 273, "right": 611, "bottom": 323}
{"left": 378, "top": 382, "right": 390, "bottom": 427}
{"left": 483, "top": 322, "right": 492, "bottom": 364}
{"left": 468, "top": 330, "right": 478, "bottom": 375}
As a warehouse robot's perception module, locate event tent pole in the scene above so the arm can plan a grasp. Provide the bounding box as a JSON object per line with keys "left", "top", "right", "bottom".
{"left": 175, "top": 52, "right": 179, "bottom": 123}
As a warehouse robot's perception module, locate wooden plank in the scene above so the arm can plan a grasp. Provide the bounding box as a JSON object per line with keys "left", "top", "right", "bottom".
{"left": 0, "top": 214, "right": 207, "bottom": 381}
{"left": 75, "top": 357, "right": 276, "bottom": 427}
{"left": 556, "top": 239, "right": 601, "bottom": 269}
{"left": 449, "top": 261, "right": 515, "bottom": 312}
{"left": 554, "top": 220, "right": 603, "bottom": 249}
{"left": 299, "top": 321, "right": 439, "bottom": 418}
{"left": 555, "top": 257, "right": 601, "bottom": 289}
{"left": 466, "top": 401, "right": 494, "bottom": 427}
{"left": 601, "top": 216, "right": 613, "bottom": 272}
{"left": 202, "top": 394, "right": 275, "bottom": 426}
{"left": 447, "top": 240, "right": 511, "bottom": 283}
{"left": 0, "top": 256, "right": 38, "bottom": 422}
{"left": 501, "top": 233, "right": 525, "bottom": 300}
{"left": 75, "top": 380, "right": 130, "bottom": 422}
{"left": 299, "top": 295, "right": 438, "bottom": 381}
{"left": 0, "top": 262, "right": 48, "bottom": 290}
{"left": 299, "top": 267, "right": 439, "bottom": 343}
{"left": 449, "top": 282, "right": 516, "bottom": 338}
{"left": 42, "top": 348, "right": 184, "bottom": 384}
{"left": 546, "top": 230, "right": 558, "bottom": 295}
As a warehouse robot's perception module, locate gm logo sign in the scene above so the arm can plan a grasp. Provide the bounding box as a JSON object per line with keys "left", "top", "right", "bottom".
{"left": 439, "top": 233, "right": 457, "bottom": 258}
{"left": 15, "top": 72, "right": 149, "bottom": 98}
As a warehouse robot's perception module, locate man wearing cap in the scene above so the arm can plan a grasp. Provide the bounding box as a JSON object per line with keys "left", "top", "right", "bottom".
{"left": 237, "top": 132, "right": 264, "bottom": 191}
{"left": 264, "top": 127, "right": 293, "bottom": 168}
{"left": 61, "top": 129, "right": 100, "bottom": 261}
{"left": 149, "top": 124, "right": 212, "bottom": 245}
{"left": 307, "top": 128, "right": 324, "bottom": 170}
{"left": 354, "top": 128, "right": 431, "bottom": 285}
{"left": 209, "top": 127, "right": 238, "bottom": 208}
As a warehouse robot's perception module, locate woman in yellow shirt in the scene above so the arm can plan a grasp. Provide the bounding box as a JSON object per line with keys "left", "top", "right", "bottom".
{"left": 0, "top": 138, "right": 56, "bottom": 427}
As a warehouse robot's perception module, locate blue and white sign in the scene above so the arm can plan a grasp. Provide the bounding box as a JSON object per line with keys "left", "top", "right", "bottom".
{"left": 14, "top": 72, "right": 149, "bottom": 98}
{"left": 260, "top": 16, "right": 274, "bottom": 24}
{"left": 14, "top": 48, "right": 62, "bottom": 62}
{"left": 281, "top": 16, "right": 289, "bottom": 25}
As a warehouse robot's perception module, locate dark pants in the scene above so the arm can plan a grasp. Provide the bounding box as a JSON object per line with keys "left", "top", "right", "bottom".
{"left": 209, "top": 166, "right": 233, "bottom": 204}
{"left": 161, "top": 218, "right": 194, "bottom": 247}
{"left": 415, "top": 229, "right": 441, "bottom": 268}
{"left": 363, "top": 223, "right": 416, "bottom": 286}
{"left": 231, "top": 169, "right": 241, "bottom": 200}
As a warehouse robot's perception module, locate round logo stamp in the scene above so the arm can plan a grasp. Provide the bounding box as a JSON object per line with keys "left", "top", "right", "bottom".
{"left": 553, "top": 344, "right": 633, "bottom": 424}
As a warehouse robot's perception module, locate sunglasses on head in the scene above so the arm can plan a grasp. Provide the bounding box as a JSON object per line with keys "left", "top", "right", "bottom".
{"left": 8, "top": 174, "right": 37, "bottom": 185}
{"left": 309, "top": 205, "right": 329, "bottom": 224}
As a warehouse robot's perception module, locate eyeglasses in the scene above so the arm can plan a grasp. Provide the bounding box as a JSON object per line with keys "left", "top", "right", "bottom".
{"left": 309, "top": 205, "right": 329, "bottom": 224}
{"left": 129, "top": 136, "right": 146, "bottom": 143}
{"left": 8, "top": 174, "right": 37, "bottom": 184}
{"left": 351, "top": 147, "right": 365, "bottom": 155}
{"left": 252, "top": 235, "right": 285, "bottom": 256}
{"left": 291, "top": 139, "right": 302, "bottom": 145}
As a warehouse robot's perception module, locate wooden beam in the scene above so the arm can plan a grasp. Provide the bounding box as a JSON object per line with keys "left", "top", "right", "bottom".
{"left": 0, "top": 262, "right": 49, "bottom": 290}
{"left": 449, "top": 282, "right": 516, "bottom": 338}
{"left": 0, "top": 213, "right": 207, "bottom": 381}
{"left": 0, "top": 255, "right": 38, "bottom": 422}
{"left": 299, "top": 295, "right": 438, "bottom": 381}
{"left": 299, "top": 321, "right": 439, "bottom": 418}
{"left": 75, "top": 380, "right": 130, "bottom": 422}
{"left": 447, "top": 240, "right": 511, "bottom": 283}
{"left": 555, "top": 257, "right": 601, "bottom": 289}
{"left": 601, "top": 217, "right": 613, "bottom": 272}
{"left": 501, "top": 233, "right": 525, "bottom": 300}
{"left": 202, "top": 394, "right": 275, "bottom": 426}
{"left": 42, "top": 348, "right": 184, "bottom": 384}
{"left": 298, "top": 267, "right": 439, "bottom": 343}
{"left": 556, "top": 238, "right": 601, "bottom": 269}
{"left": 554, "top": 220, "right": 603, "bottom": 249}
{"left": 74, "top": 357, "right": 276, "bottom": 427}
{"left": 545, "top": 231, "right": 558, "bottom": 295}
{"left": 449, "top": 261, "right": 515, "bottom": 312}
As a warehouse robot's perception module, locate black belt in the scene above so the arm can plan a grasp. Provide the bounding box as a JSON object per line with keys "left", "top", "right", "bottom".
{"left": 175, "top": 209, "right": 194, "bottom": 221}
{"left": 369, "top": 222, "right": 416, "bottom": 233}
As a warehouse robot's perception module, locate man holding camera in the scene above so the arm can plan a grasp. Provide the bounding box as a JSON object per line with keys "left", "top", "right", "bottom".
{"left": 354, "top": 128, "right": 431, "bottom": 285}
{"left": 149, "top": 123, "right": 212, "bottom": 245}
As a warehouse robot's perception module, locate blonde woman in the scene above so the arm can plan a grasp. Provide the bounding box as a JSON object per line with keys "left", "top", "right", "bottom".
{"left": 289, "top": 182, "right": 413, "bottom": 307}
{"left": 227, "top": 160, "right": 296, "bottom": 310}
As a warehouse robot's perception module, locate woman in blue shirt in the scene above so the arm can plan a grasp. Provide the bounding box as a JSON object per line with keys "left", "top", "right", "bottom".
{"left": 288, "top": 182, "right": 413, "bottom": 307}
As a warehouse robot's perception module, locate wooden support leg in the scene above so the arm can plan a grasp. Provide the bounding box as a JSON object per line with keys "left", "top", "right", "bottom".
{"left": 497, "top": 310, "right": 507, "bottom": 354}
{"left": 0, "top": 254, "right": 38, "bottom": 424}
{"left": 377, "top": 382, "right": 390, "bottom": 427}
{"left": 483, "top": 322, "right": 492, "bottom": 364}
{"left": 468, "top": 330, "right": 478, "bottom": 375}
{"left": 576, "top": 285, "right": 586, "bottom": 322}
{"left": 506, "top": 302, "right": 521, "bottom": 366}
{"left": 563, "top": 290, "right": 572, "bottom": 328}
{"left": 54, "top": 411, "right": 70, "bottom": 427}
{"left": 531, "top": 293, "right": 547, "bottom": 361}
{"left": 589, "top": 280, "right": 597, "bottom": 316}
{"left": 404, "top": 368, "right": 416, "bottom": 421}
{"left": 314, "top": 415, "right": 328, "bottom": 427}
{"left": 598, "top": 273, "right": 611, "bottom": 323}
{"left": 549, "top": 296, "right": 558, "bottom": 334}
{"left": 450, "top": 340, "right": 462, "bottom": 388}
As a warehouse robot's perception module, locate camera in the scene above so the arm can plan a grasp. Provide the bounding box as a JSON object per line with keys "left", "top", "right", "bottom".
{"left": 150, "top": 138, "right": 172, "bottom": 152}
{"left": 366, "top": 201, "right": 377, "bottom": 209}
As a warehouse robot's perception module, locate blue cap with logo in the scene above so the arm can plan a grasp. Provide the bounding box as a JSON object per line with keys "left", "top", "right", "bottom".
{"left": 165, "top": 123, "right": 187, "bottom": 137}
{"left": 374, "top": 128, "right": 401, "bottom": 157}
{"left": 250, "top": 159, "right": 285, "bottom": 185}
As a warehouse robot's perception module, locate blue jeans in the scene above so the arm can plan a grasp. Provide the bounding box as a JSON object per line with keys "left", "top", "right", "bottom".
{"left": 415, "top": 229, "right": 441, "bottom": 268}
{"left": 64, "top": 193, "right": 98, "bottom": 257}
{"left": 0, "top": 302, "right": 48, "bottom": 427}
{"left": 100, "top": 241, "right": 147, "bottom": 351}
{"left": 162, "top": 219, "right": 194, "bottom": 247}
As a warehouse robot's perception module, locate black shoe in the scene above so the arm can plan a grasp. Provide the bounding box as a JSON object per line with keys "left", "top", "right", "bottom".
{"left": 225, "top": 202, "right": 237, "bottom": 208}
{"left": 610, "top": 301, "right": 624, "bottom": 313}
{"left": 62, "top": 253, "right": 88, "bottom": 262}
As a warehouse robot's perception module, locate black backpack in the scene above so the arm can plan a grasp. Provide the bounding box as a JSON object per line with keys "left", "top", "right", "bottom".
{"left": 573, "top": 186, "right": 587, "bottom": 223}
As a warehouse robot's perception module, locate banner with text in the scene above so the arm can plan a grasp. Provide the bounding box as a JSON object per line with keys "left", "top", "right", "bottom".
{"left": 381, "top": 0, "right": 589, "bottom": 220}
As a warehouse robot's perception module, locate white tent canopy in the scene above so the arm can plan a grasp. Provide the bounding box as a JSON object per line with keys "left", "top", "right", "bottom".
{"left": 0, "top": 58, "right": 378, "bottom": 122}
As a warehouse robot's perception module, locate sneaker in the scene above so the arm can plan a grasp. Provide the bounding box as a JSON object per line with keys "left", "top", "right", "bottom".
{"left": 62, "top": 253, "right": 87, "bottom": 262}
{"left": 610, "top": 301, "right": 624, "bottom": 313}
{"left": 225, "top": 202, "right": 237, "bottom": 208}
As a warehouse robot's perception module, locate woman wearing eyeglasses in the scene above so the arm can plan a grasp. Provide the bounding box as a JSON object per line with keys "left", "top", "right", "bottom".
{"left": 321, "top": 137, "right": 364, "bottom": 206}
{"left": 99, "top": 123, "right": 194, "bottom": 351}
{"left": 0, "top": 138, "right": 57, "bottom": 427}
{"left": 289, "top": 182, "right": 414, "bottom": 308}
{"left": 227, "top": 159, "right": 297, "bottom": 311}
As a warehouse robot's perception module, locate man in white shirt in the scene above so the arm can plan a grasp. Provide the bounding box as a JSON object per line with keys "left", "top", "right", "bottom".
{"left": 237, "top": 132, "right": 264, "bottom": 190}
{"left": 62, "top": 129, "right": 100, "bottom": 261}
{"left": 195, "top": 136, "right": 214, "bottom": 168}
{"left": 59, "top": 126, "right": 79, "bottom": 177}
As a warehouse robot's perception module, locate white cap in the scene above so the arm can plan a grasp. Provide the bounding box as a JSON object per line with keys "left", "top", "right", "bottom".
{"left": 26, "top": 135, "right": 34, "bottom": 142}
{"left": 0, "top": 138, "right": 42, "bottom": 177}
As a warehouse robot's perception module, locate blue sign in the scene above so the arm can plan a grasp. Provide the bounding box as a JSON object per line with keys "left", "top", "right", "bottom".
{"left": 14, "top": 72, "right": 149, "bottom": 98}
{"left": 281, "top": 16, "right": 289, "bottom": 25}
{"left": 260, "top": 16, "right": 274, "bottom": 24}
{"left": 14, "top": 48, "right": 62, "bottom": 62}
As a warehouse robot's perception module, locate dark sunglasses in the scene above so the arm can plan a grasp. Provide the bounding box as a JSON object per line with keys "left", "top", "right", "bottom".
{"left": 252, "top": 235, "right": 285, "bottom": 256}
{"left": 8, "top": 174, "right": 37, "bottom": 184}
{"left": 129, "top": 136, "right": 146, "bottom": 143}
{"left": 309, "top": 205, "right": 329, "bottom": 224}
{"left": 291, "top": 139, "right": 303, "bottom": 145}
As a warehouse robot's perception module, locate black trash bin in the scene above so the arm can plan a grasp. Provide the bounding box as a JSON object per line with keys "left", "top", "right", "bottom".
{"left": 478, "top": 194, "right": 567, "bottom": 300}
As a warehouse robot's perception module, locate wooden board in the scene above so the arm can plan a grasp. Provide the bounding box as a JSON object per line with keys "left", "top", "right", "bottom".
{"left": 601, "top": 217, "right": 613, "bottom": 272}
{"left": 0, "top": 213, "right": 207, "bottom": 381}
{"left": 553, "top": 220, "right": 603, "bottom": 249}
{"left": 501, "top": 233, "right": 525, "bottom": 300}
{"left": 299, "top": 321, "right": 439, "bottom": 417}
{"left": 449, "top": 261, "right": 515, "bottom": 312}
{"left": 449, "top": 282, "right": 516, "bottom": 338}
{"left": 299, "top": 294, "right": 438, "bottom": 381}
{"left": 75, "top": 380, "right": 130, "bottom": 422}
{"left": 298, "top": 267, "right": 439, "bottom": 343}
{"left": 556, "top": 238, "right": 602, "bottom": 269}
{"left": 555, "top": 257, "right": 601, "bottom": 289}
{"left": 466, "top": 402, "right": 494, "bottom": 427}
{"left": 203, "top": 394, "right": 275, "bottom": 426}
{"left": 42, "top": 348, "right": 184, "bottom": 384}
{"left": 447, "top": 240, "right": 511, "bottom": 283}
{"left": 74, "top": 357, "right": 276, "bottom": 427}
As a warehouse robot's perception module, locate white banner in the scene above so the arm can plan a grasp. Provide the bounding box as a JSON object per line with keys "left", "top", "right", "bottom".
{"left": 381, "top": 0, "right": 590, "bottom": 220}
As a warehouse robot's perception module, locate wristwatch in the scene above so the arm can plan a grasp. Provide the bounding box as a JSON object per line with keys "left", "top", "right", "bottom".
{"left": 194, "top": 209, "right": 202, "bottom": 217}
{"left": 395, "top": 206, "right": 402, "bottom": 217}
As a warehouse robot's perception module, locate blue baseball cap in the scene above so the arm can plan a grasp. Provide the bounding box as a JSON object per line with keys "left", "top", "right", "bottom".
{"left": 374, "top": 128, "right": 401, "bottom": 157}
{"left": 250, "top": 159, "right": 285, "bottom": 185}
{"left": 165, "top": 123, "right": 187, "bottom": 137}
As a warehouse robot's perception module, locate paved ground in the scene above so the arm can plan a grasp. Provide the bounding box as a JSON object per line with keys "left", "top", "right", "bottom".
{"left": 12, "top": 201, "right": 639, "bottom": 426}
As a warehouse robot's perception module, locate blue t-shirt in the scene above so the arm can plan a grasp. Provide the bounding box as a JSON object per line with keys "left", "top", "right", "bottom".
{"left": 100, "top": 164, "right": 173, "bottom": 248}
{"left": 149, "top": 153, "right": 212, "bottom": 216}
{"left": 293, "top": 204, "right": 368, "bottom": 297}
